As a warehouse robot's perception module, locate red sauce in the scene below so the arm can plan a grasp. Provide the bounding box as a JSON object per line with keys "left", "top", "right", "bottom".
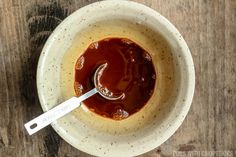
{"left": 74, "top": 38, "right": 156, "bottom": 120}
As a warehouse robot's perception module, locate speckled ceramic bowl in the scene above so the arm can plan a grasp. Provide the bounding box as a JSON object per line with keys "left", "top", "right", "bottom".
{"left": 37, "top": 1, "right": 195, "bottom": 156}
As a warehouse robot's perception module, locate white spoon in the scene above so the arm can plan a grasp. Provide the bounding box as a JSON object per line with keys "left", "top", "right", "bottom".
{"left": 24, "top": 63, "right": 123, "bottom": 135}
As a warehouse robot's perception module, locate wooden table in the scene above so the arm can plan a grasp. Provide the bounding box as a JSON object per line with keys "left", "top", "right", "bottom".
{"left": 0, "top": 0, "right": 235, "bottom": 156}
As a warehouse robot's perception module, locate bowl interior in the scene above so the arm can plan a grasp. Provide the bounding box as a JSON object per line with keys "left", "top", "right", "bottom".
{"left": 37, "top": 1, "right": 194, "bottom": 156}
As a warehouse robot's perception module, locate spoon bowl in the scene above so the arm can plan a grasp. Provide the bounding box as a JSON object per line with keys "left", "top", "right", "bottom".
{"left": 94, "top": 63, "right": 125, "bottom": 100}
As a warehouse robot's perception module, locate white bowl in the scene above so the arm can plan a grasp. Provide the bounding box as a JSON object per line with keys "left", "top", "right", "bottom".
{"left": 37, "top": 1, "right": 195, "bottom": 156}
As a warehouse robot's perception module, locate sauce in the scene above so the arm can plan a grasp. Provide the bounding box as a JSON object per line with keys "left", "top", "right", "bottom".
{"left": 74, "top": 38, "right": 156, "bottom": 120}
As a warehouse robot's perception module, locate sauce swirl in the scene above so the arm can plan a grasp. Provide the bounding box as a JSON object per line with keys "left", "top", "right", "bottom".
{"left": 74, "top": 38, "right": 156, "bottom": 120}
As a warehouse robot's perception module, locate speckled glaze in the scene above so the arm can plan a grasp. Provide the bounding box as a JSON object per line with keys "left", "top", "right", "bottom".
{"left": 37, "top": 1, "right": 195, "bottom": 157}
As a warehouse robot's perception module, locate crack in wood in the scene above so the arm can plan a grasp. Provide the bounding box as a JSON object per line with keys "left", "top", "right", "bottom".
{"left": 43, "top": 128, "right": 61, "bottom": 157}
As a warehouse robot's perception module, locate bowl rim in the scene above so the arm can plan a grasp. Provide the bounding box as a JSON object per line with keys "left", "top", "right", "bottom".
{"left": 37, "top": 0, "right": 195, "bottom": 156}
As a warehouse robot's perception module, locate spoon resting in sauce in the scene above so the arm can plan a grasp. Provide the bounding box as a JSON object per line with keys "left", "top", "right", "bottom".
{"left": 24, "top": 64, "right": 122, "bottom": 135}
{"left": 74, "top": 38, "right": 156, "bottom": 120}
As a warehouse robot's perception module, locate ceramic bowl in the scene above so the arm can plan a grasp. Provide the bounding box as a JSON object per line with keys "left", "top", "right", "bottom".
{"left": 37, "top": 1, "right": 195, "bottom": 156}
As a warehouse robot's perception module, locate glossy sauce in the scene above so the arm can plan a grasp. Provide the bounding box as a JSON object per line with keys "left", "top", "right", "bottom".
{"left": 74, "top": 38, "right": 156, "bottom": 120}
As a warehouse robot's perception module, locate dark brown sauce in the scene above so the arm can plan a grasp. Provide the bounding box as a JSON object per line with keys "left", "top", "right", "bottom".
{"left": 74, "top": 38, "right": 156, "bottom": 120}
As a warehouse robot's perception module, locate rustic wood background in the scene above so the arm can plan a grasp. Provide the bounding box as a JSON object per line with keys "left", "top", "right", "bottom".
{"left": 0, "top": 0, "right": 235, "bottom": 156}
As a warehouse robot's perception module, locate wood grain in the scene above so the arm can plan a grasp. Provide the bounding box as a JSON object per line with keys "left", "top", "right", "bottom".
{"left": 0, "top": 0, "right": 235, "bottom": 157}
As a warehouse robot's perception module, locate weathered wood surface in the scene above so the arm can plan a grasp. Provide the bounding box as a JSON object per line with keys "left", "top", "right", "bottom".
{"left": 0, "top": 0, "right": 235, "bottom": 156}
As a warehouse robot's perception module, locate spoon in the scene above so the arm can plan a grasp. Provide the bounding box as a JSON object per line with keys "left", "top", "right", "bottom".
{"left": 24, "top": 64, "right": 123, "bottom": 135}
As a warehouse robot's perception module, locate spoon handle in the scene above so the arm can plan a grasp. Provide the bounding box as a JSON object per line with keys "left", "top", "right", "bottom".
{"left": 24, "top": 88, "right": 98, "bottom": 135}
